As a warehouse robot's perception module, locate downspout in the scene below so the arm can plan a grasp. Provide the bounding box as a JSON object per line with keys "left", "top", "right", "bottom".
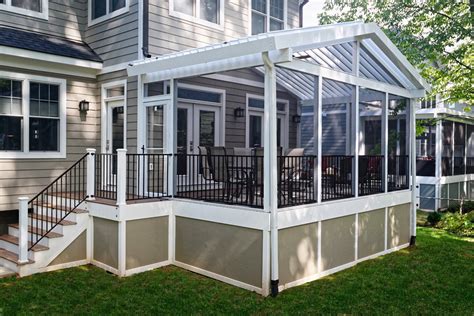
{"left": 299, "top": 0, "right": 310, "bottom": 28}
{"left": 262, "top": 52, "right": 279, "bottom": 297}
{"left": 142, "top": 0, "right": 151, "bottom": 58}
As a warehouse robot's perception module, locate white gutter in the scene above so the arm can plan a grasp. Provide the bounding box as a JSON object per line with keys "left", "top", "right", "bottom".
{"left": 262, "top": 51, "right": 279, "bottom": 296}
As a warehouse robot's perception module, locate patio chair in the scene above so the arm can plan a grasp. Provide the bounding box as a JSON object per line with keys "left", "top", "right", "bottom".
{"left": 279, "top": 148, "right": 312, "bottom": 205}
{"left": 208, "top": 146, "right": 228, "bottom": 200}
{"left": 198, "top": 146, "right": 213, "bottom": 181}
{"left": 359, "top": 156, "right": 382, "bottom": 195}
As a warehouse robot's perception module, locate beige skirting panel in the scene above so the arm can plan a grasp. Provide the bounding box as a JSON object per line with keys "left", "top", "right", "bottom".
{"left": 93, "top": 217, "right": 119, "bottom": 269}
{"left": 48, "top": 231, "right": 87, "bottom": 266}
{"left": 126, "top": 216, "right": 169, "bottom": 270}
{"left": 175, "top": 216, "right": 263, "bottom": 288}
{"left": 279, "top": 203, "right": 411, "bottom": 286}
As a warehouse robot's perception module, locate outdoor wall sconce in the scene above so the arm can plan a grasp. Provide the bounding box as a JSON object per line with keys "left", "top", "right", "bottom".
{"left": 78, "top": 100, "right": 90, "bottom": 112}
{"left": 292, "top": 115, "right": 301, "bottom": 123}
{"left": 234, "top": 107, "right": 245, "bottom": 118}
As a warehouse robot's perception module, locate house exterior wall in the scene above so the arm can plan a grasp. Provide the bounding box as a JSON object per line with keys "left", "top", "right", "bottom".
{"left": 147, "top": 0, "right": 301, "bottom": 56}
{"left": 0, "top": 0, "right": 86, "bottom": 41}
{"left": 0, "top": 66, "right": 100, "bottom": 213}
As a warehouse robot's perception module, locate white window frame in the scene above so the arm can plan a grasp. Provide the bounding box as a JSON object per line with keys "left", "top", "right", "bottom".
{"left": 101, "top": 80, "right": 128, "bottom": 153}
{"left": 0, "top": 71, "right": 66, "bottom": 159}
{"left": 88, "top": 0, "right": 129, "bottom": 27}
{"left": 245, "top": 93, "right": 289, "bottom": 149}
{"left": 0, "top": 0, "right": 48, "bottom": 20}
{"left": 249, "top": 0, "right": 287, "bottom": 35}
{"left": 169, "top": 0, "right": 225, "bottom": 30}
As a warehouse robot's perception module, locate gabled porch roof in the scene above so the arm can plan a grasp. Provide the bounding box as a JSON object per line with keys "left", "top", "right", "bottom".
{"left": 127, "top": 22, "right": 429, "bottom": 98}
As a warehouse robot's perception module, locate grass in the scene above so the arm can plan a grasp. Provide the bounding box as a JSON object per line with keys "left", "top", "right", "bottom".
{"left": 0, "top": 227, "right": 473, "bottom": 315}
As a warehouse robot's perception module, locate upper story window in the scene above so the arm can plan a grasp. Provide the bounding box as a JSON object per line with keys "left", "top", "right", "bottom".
{"left": 251, "top": 0, "right": 286, "bottom": 35}
{"left": 0, "top": 0, "right": 48, "bottom": 19}
{"left": 170, "top": 0, "right": 224, "bottom": 29}
{"left": 0, "top": 72, "right": 66, "bottom": 159}
{"left": 88, "top": 0, "right": 129, "bottom": 26}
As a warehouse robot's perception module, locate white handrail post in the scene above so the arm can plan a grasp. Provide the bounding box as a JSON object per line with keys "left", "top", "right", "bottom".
{"left": 86, "top": 148, "right": 96, "bottom": 200}
{"left": 116, "top": 149, "right": 127, "bottom": 206}
{"left": 18, "top": 197, "right": 29, "bottom": 264}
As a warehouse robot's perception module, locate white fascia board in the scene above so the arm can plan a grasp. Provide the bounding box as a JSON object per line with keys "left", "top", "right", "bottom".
{"left": 369, "top": 28, "right": 431, "bottom": 91}
{"left": 279, "top": 59, "right": 421, "bottom": 99}
{"left": 0, "top": 46, "right": 103, "bottom": 70}
{"left": 128, "top": 37, "right": 279, "bottom": 77}
{"left": 274, "top": 21, "right": 375, "bottom": 52}
{"left": 137, "top": 49, "right": 292, "bottom": 81}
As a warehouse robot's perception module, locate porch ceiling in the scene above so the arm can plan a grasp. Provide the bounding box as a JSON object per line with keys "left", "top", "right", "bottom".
{"left": 127, "top": 22, "right": 429, "bottom": 93}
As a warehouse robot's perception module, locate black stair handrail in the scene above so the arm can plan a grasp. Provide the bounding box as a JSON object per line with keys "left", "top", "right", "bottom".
{"left": 27, "top": 153, "right": 90, "bottom": 250}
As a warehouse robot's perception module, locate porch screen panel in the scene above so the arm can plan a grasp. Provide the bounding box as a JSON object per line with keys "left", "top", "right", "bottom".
{"left": 416, "top": 119, "right": 436, "bottom": 177}
{"left": 442, "top": 121, "right": 453, "bottom": 176}
{"left": 467, "top": 124, "right": 474, "bottom": 174}
{"left": 453, "top": 122, "right": 466, "bottom": 175}
{"left": 321, "top": 78, "right": 355, "bottom": 201}
{"left": 388, "top": 94, "right": 409, "bottom": 191}
{"left": 359, "top": 88, "right": 385, "bottom": 196}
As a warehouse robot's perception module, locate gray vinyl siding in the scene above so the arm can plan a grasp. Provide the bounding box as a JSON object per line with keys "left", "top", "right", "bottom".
{"left": 84, "top": 0, "right": 139, "bottom": 67}
{"left": 0, "top": 66, "right": 100, "bottom": 212}
{"left": 148, "top": 0, "right": 301, "bottom": 56}
{"left": 180, "top": 74, "right": 298, "bottom": 149}
{"left": 0, "top": 0, "right": 86, "bottom": 41}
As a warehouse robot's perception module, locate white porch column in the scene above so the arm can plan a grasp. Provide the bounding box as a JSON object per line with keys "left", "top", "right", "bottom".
{"left": 409, "top": 98, "right": 418, "bottom": 244}
{"left": 435, "top": 120, "right": 442, "bottom": 211}
{"left": 383, "top": 92, "right": 389, "bottom": 192}
{"left": 18, "top": 197, "right": 29, "bottom": 264}
{"left": 263, "top": 52, "right": 279, "bottom": 296}
{"left": 354, "top": 86, "right": 360, "bottom": 197}
{"left": 116, "top": 149, "right": 127, "bottom": 206}
{"left": 166, "top": 79, "right": 178, "bottom": 197}
{"left": 315, "top": 76, "right": 322, "bottom": 203}
{"left": 86, "top": 148, "right": 96, "bottom": 200}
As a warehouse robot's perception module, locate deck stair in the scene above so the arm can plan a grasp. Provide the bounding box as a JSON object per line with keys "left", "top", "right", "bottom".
{"left": 0, "top": 153, "right": 92, "bottom": 277}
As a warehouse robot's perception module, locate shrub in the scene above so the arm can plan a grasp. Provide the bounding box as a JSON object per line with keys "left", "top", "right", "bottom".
{"left": 436, "top": 212, "right": 474, "bottom": 238}
{"left": 427, "top": 212, "right": 442, "bottom": 225}
{"left": 445, "top": 200, "right": 474, "bottom": 214}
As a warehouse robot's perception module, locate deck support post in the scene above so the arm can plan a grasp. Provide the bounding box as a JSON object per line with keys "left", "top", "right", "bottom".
{"left": 263, "top": 52, "right": 279, "bottom": 297}
{"left": 116, "top": 149, "right": 127, "bottom": 206}
{"left": 18, "top": 197, "right": 29, "bottom": 264}
{"left": 409, "top": 98, "right": 418, "bottom": 245}
{"left": 86, "top": 148, "right": 96, "bottom": 200}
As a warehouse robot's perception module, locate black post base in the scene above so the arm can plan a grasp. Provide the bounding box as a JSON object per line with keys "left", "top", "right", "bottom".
{"left": 409, "top": 235, "right": 416, "bottom": 246}
{"left": 270, "top": 279, "right": 279, "bottom": 297}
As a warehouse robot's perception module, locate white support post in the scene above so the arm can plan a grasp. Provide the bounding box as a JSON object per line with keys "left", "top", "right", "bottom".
{"left": 316, "top": 76, "right": 323, "bottom": 204}
{"left": 118, "top": 220, "right": 126, "bottom": 276}
{"left": 383, "top": 93, "right": 389, "bottom": 192}
{"left": 116, "top": 149, "right": 127, "bottom": 206}
{"left": 86, "top": 148, "right": 96, "bottom": 200}
{"left": 435, "top": 120, "right": 442, "bottom": 211}
{"left": 263, "top": 52, "right": 279, "bottom": 296}
{"left": 18, "top": 197, "right": 29, "bottom": 264}
{"left": 410, "top": 98, "right": 418, "bottom": 245}
{"left": 354, "top": 86, "right": 360, "bottom": 197}
{"left": 166, "top": 80, "right": 178, "bottom": 197}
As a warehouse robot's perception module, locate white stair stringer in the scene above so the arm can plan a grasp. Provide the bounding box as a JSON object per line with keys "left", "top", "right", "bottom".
{"left": 17, "top": 209, "right": 90, "bottom": 277}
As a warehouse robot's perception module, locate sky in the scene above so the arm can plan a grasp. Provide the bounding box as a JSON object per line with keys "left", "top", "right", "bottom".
{"left": 302, "top": 0, "right": 326, "bottom": 27}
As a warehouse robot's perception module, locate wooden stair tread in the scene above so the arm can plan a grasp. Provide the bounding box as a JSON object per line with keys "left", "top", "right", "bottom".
{"left": 35, "top": 203, "right": 88, "bottom": 214}
{"left": 29, "top": 214, "right": 76, "bottom": 226}
{"left": 9, "top": 224, "right": 63, "bottom": 238}
{"left": 0, "top": 235, "right": 49, "bottom": 252}
{"left": 0, "top": 248, "right": 34, "bottom": 265}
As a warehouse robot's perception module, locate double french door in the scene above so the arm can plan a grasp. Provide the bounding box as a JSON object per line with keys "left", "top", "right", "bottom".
{"left": 176, "top": 102, "right": 221, "bottom": 178}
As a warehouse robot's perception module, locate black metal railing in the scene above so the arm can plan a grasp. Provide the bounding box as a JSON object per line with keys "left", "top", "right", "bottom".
{"left": 278, "top": 155, "right": 316, "bottom": 207}
{"left": 359, "top": 155, "right": 384, "bottom": 196}
{"left": 321, "top": 155, "right": 354, "bottom": 202}
{"left": 126, "top": 153, "right": 172, "bottom": 200}
{"left": 175, "top": 153, "right": 264, "bottom": 208}
{"left": 388, "top": 155, "right": 409, "bottom": 191}
{"left": 28, "top": 153, "right": 89, "bottom": 250}
{"left": 95, "top": 153, "right": 117, "bottom": 200}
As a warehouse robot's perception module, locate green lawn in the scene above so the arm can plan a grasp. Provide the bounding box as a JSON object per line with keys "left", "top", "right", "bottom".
{"left": 1, "top": 227, "right": 473, "bottom": 315}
